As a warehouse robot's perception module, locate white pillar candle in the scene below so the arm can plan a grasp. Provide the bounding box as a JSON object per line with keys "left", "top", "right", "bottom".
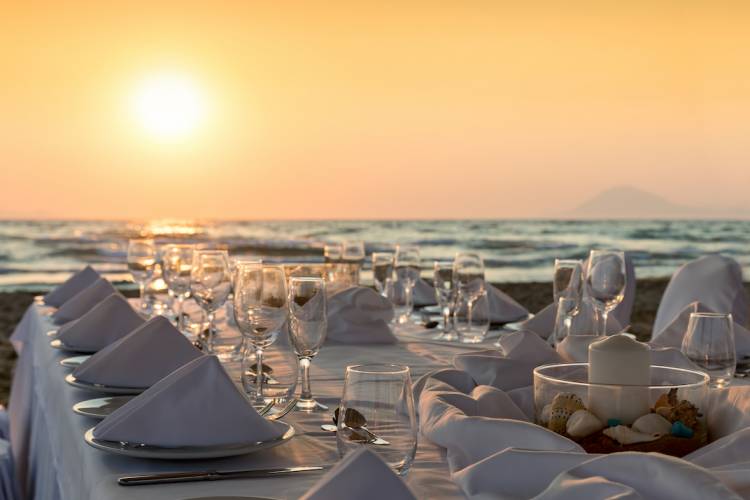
{"left": 588, "top": 334, "right": 651, "bottom": 424}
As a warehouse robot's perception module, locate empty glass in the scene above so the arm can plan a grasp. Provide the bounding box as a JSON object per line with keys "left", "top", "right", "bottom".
{"left": 372, "top": 252, "right": 394, "bottom": 296}
{"left": 433, "top": 260, "right": 456, "bottom": 341}
{"left": 288, "top": 277, "right": 328, "bottom": 412}
{"left": 337, "top": 364, "right": 417, "bottom": 476}
{"left": 584, "top": 250, "right": 626, "bottom": 336}
{"left": 394, "top": 245, "right": 420, "bottom": 324}
{"left": 234, "top": 263, "right": 288, "bottom": 407}
{"left": 342, "top": 240, "right": 366, "bottom": 284}
{"left": 127, "top": 238, "right": 157, "bottom": 314}
{"left": 682, "top": 312, "right": 736, "bottom": 388}
{"left": 190, "top": 249, "right": 232, "bottom": 355}
{"left": 162, "top": 244, "right": 194, "bottom": 333}
{"left": 324, "top": 243, "right": 343, "bottom": 263}
{"left": 553, "top": 259, "right": 584, "bottom": 304}
{"left": 549, "top": 296, "right": 579, "bottom": 347}
{"left": 454, "top": 289, "right": 490, "bottom": 343}
{"left": 453, "top": 252, "right": 485, "bottom": 331}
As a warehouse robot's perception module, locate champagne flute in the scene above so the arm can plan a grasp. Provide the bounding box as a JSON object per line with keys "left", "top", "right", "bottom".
{"left": 394, "top": 245, "right": 420, "bottom": 324}
{"left": 584, "top": 250, "right": 626, "bottom": 336}
{"left": 162, "top": 244, "right": 194, "bottom": 334}
{"left": 372, "top": 252, "right": 394, "bottom": 296}
{"left": 453, "top": 252, "right": 485, "bottom": 330}
{"left": 433, "top": 260, "right": 456, "bottom": 341}
{"left": 288, "top": 277, "right": 328, "bottom": 412}
{"left": 190, "top": 249, "right": 232, "bottom": 354}
{"left": 127, "top": 238, "right": 157, "bottom": 315}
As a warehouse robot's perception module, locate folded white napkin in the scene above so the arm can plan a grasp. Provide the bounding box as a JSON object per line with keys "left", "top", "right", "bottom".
{"left": 327, "top": 287, "right": 397, "bottom": 344}
{"left": 56, "top": 294, "right": 145, "bottom": 351}
{"left": 394, "top": 278, "right": 437, "bottom": 307}
{"left": 301, "top": 448, "right": 416, "bottom": 500}
{"left": 52, "top": 278, "right": 119, "bottom": 325}
{"left": 654, "top": 255, "right": 749, "bottom": 333}
{"left": 651, "top": 301, "right": 750, "bottom": 356}
{"left": 475, "top": 284, "right": 529, "bottom": 324}
{"left": 454, "top": 330, "right": 562, "bottom": 390}
{"left": 44, "top": 265, "right": 100, "bottom": 307}
{"left": 73, "top": 316, "right": 203, "bottom": 388}
{"left": 522, "top": 252, "right": 636, "bottom": 337}
{"left": 93, "top": 355, "right": 287, "bottom": 447}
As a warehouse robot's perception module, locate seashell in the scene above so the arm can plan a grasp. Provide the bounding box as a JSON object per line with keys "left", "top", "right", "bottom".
{"left": 603, "top": 425, "right": 660, "bottom": 445}
{"left": 540, "top": 404, "right": 552, "bottom": 425}
{"left": 667, "top": 401, "right": 701, "bottom": 429}
{"left": 566, "top": 410, "right": 604, "bottom": 438}
{"left": 654, "top": 388, "right": 678, "bottom": 410}
{"left": 547, "top": 393, "right": 585, "bottom": 434}
{"left": 632, "top": 413, "right": 672, "bottom": 437}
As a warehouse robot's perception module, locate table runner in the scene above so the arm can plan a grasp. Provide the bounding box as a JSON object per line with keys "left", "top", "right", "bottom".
{"left": 9, "top": 304, "right": 481, "bottom": 499}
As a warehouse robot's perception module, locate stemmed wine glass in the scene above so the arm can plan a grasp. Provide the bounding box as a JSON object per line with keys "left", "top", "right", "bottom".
{"left": 234, "top": 263, "right": 288, "bottom": 407}
{"left": 162, "top": 244, "right": 194, "bottom": 334}
{"left": 127, "top": 238, "right": 157, "bottom": 315}
{"left": 453, "top": 252, "right": 485, "bottom": 331}
{"left": 190, "top": 249, "right": 232, "bottom": 354}
{"left": 288, "top": 277, "right": 328, "bottom": 412}
{"left": 584, "top": 250, "right": 626, "bottom": 336}
{"left": 433, "top": 260, "right": 456, "bottom": 341}
{"left": 553, "top": 259, "right": 584, "bottom": 337}
{"left": 372, "top": 252, "right": 394, "bottom": 296}
{"left": 394, "top": 245, "right": 420, "bottom": 324}
{"left": 342, "top": 240, "right": 366, "bottom": 285}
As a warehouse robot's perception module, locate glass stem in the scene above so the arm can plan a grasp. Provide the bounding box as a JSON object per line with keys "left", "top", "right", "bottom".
{"left": 467, "top": 299, "right": 474, "bottom": 330}
{"left": 176, "top": 296, "right": 185, "bottom": 332}
{"left": 255, "top": 347, "right": 264, "bottom": 403}
{"left": 405, "top": 284, "right": 414, "bottom": 315}
{"left": 564, "top": 315, "right": 572, "bottom": 337}
{"left": 300, "top": 357, "right": 313, "bottom": 401}
{"left": 138, "top": 283, "right": 146, "bottom": 311}
{"left": 206, "top": 311, "right": 215, "bottom": 353}
{"left": 442, "top": 305, "right": 451, "bottom": 333}
{"left": 601, "top": 310, "right": 609, "bottom": 336}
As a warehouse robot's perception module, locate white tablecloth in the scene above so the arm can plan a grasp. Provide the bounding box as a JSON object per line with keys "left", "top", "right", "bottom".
{"left": 9, "top": 304, "right": 483, "bottom": 499}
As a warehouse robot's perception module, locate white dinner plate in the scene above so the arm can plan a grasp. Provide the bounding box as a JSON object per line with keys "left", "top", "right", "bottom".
{"left": 84, "top": 423, "right": 295, "bottom": 459}
{"left": 65, "top": 373, "right": 145, "bottom": 395}
{"left": 60, "top": 355, "right": 91, "bottom": 368}
{"left": 73, "top": 396, "right": 133, "bottom": 419}
{"left": 50, "top": 339, "right": 97, "bottom": 354}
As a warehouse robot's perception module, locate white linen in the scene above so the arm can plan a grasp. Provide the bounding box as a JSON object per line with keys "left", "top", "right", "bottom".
{"left": 394, "top": 278, "right": 437, "bottom": 307}
{"left": 56, "top": 294, "right": 144, "bottom": 351}
{"left": 652, "top": 301, "right": 750, "bottom": 356}
{"left": 43, "top": 265, "right": 100, "bottom": 308}
{"left": 73, "top": 315, "right": 203, "bottom": 388}
{"left": 0, "top": 438, "right": 18, "bottom": 500}
{"left": 522, "top": 252, "right": 636, "bottom": 337}
{"left": 327, "top": 287, "right": 397, "bottom": 344}
{"left": 654, "top": 255, "right": 749, "bottom": 333}
{"left": 301, "top": 448, "right": 416, "bottom": 500}
{"left": 51, "top": 278, "right": 119, "bottom": 325}
{"left": 477, "top": 284, "right": 529, "bottom": 323}
{"left": 93, "top": 355, "right": 286, "bottom": 447}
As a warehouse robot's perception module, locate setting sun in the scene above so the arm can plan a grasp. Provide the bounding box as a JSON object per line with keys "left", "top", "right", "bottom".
{"left": 131, "top": 73, "right": 206, "bottom": 141}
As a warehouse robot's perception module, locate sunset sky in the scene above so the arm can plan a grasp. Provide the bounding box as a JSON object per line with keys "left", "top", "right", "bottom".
{"left": 1, "top": 1, "right": 749, "bottom": 220}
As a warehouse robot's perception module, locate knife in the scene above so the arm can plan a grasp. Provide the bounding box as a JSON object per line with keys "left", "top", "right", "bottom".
{"left": 118, "top": 466, "right": 326, "bottom": 486}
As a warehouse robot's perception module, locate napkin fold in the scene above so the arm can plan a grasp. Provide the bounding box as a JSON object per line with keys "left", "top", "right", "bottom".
{"left": 327, "top": 287, "right": 397, "bottom": 344}
{"left": 475, "top": 284, "right": 529, "bottom": 324}
{"left": 654, "top": 255, "right": 749, "bottom": 333}
{"left": 73, "top": 315, "right": 203, "bottom": 388}
{"left": 56, "top": 294, "right": 145, "bottom": 351}
{"left": 394, "top": 278, "right": 437, "bottom": 307}
{"left": 651, "top": 301, "right": 750, "bottom": 356}
{"left": 301, "top": 448, "right": 417, "bottom": 500}
{"left": 52, "top": 278, "right": 119, "bottom": 325}
{"left": 43, "top": 265, "right": 100, "bottom": 307}
{"left": 93, "top": 355, "right": 287, "bottom": 447}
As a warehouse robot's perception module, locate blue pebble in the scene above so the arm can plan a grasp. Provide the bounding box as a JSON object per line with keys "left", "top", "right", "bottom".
{"left": 607, "top": 419, "right": 621, "bottom": 427}
{"left": 671, "top": 421, "right": 694, "bottom": 438}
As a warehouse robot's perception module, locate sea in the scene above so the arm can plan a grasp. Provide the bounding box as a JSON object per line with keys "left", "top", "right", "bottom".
{"left": 0, "top": 219, "right": 748, "bottom": 290}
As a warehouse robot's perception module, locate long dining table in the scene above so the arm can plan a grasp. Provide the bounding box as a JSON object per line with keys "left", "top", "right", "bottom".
{"left": 9, "top": 301, "right": 488, "bottom": 499}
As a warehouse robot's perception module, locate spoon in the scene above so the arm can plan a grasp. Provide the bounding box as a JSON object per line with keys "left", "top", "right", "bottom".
{"left": 319, "top": 408, "right": 390, "bottom": 445}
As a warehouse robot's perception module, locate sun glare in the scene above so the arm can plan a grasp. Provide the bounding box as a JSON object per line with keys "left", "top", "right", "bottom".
{"left": 131, "top": 73, "right": 206, "bottom": 140}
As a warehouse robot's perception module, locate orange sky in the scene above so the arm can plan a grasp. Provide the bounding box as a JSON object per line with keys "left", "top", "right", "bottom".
{"left": 1, "top": 1, "right": 749, "bottom": 220}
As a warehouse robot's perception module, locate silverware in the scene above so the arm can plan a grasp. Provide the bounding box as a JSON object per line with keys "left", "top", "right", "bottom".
{"left": 267, "top": 398, "right": 297, "bottom": 421}
{"left": 118, "top": 466, "right": 325, "bottom": 486}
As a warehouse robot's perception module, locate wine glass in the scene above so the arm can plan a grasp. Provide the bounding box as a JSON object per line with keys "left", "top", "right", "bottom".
{"left": 549, "top": 296, "right": 579, "bottom": 347}
{"left": 234, "top": 263, "right": 288, "bottom": 407}
{"left": 372, "top": 252, "right": 394, "bottom": 296}
{"left": 681, "top": 312, "right": 736, "bottom": 388}
{"left": 324, "top": 243, "right": 343, "bottom": 263}
{"left": 288, "top": 277, "right": 328, "bottom": 412}
{"left": 584, "top": 250, "right": 626, "bottom": 336}
{"left": 394, "top": 245, "right": 420, "bottom": 324}
{"left": 337, "top": 364, "right": 417, "bottom": 476}
{"left": 127, "top": 238, "right": 157, "bottom": 314}
{"left": 340, "top": 240, "right": 365, "bottom": 285}
{"left": 553, "top": 259, "right": 584, "bottom": 304}
{"left": 190, "top": 249, "right": 232, "bottom": 354}
{"left": 162, "top": 244, "right": 194, "bottom": 334}
{"left": 433, "top": 260, "right": 456, "bottom": 341}
{"left": 454, "top": 289, "right": 490, "bottom": 343}
{"left": 453, "top": 252, "right": 485, "bottom": 330}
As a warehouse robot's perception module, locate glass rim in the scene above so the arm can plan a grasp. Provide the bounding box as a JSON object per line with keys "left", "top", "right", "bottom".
{"left": 689, "top": 312, "right": 733, "bottom": 320}
{"left": 129, "top": 237, "right": 154, "bottom": 243}
{"left": 372, "top": 251, "right": 394, "bottom": 257}
{"left": 347, "top": 363, "right": 410, "bottom": 375}
{"left": 533, "top": 362, "right": 710, "bottom": 389}
{"left": 554, "top": 258, "right": 583, "bottom": 265}
{"left": 194, "top": 248, "right": 228, "bottom": 255}
{"left": 289, "top": 276, "right": 325, "bottom": 283}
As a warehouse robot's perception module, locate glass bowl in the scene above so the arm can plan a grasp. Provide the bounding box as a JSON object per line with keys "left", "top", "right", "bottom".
{"left": 533, "top": 363, "right": 710, "bottom": 456}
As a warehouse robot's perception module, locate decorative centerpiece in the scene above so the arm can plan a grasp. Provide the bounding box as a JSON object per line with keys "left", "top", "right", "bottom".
{"left": 533, "top": 334, "right": 709, "bottom": 457}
